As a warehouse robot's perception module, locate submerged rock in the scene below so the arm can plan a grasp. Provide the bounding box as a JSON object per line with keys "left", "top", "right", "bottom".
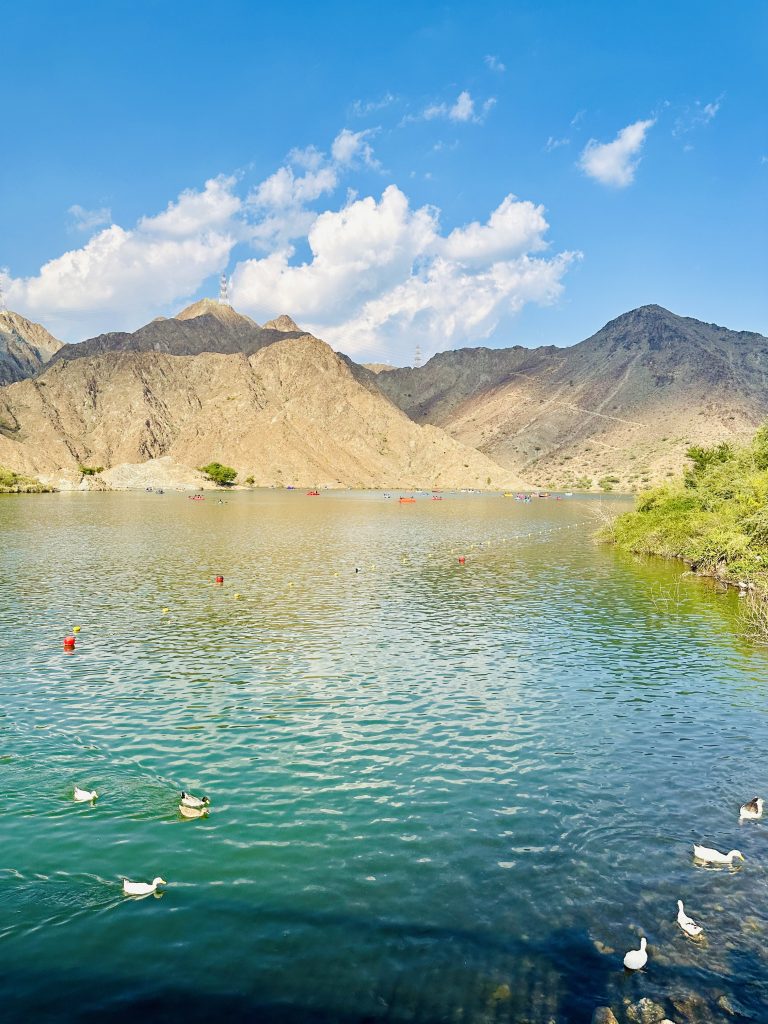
{"left": 626, "top": 998, "right": 667, "bottom": 1024}
{"left": 591, "top": 1008, "right": 620, "bottom": 1024}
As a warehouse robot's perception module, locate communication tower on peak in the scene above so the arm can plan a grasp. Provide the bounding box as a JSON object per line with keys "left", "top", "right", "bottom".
{"left": 219, "top": 273, "right": 230, "bottom": 306}
{"left": 414, "top": 343, "right": 422, "bottom": 368}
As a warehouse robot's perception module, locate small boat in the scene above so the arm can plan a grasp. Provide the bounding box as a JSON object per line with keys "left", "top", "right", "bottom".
{"left": 431, "top": 495, "right": 443, "bottom": 501}
{"left": 537, "top": 492, "right": 550, "bottom": 498}
{"left": 306, "top": 490, "right": 320, "bottom": 496}
{"left": 399, "top": 497, "right": 416, "bottom": 504}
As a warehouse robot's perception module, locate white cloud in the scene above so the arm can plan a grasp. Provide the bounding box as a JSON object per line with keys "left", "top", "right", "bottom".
{"left": 231, "top": 186, "right": 577, "bottom": 362}
{"left": 419, "top": 90, "right": 494, "bottom": 125}
{"left": 579, "top": 118, "right": 655, "bottom": 187}
{"left": 329, "top": 251, "right": 577, "bottom": 357}
{"left": 3, "top": 176, "right": 242, "bottom": 337}
{"left": 68, "top": 204, "right": 112, "bottom": 232}
{"left": 545, "top": 136, "right": 570, "bottom": 152}
{"left": 139, "top": 175, "right": 241, "bottom": 237}
{"left": 232, "top": 186, "right": 437, "bottom": 320}
{"left": 330, "top": 128, "right": 380, "bottom": 168}
{"left": 351, "top": 93, "right": 396, "bottom": 117}
{"left": 3, "top": 128, "right": 577, "bottom": 361}
{"left": 449, "top": 91, "right": 475, "bottom": 122}
{"left": 484, "top": 55, "right": 505, "bottom": 73}
{"left": 442, "top": 195, "right": 549, "bottom": 264}
{"left": 250, "top": 165, "right": 338, "bottom": 210}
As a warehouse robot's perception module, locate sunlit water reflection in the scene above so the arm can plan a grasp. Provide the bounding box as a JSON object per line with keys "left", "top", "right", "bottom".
{"left": 1, "top": 490, "right": 766, "bottom": 1023}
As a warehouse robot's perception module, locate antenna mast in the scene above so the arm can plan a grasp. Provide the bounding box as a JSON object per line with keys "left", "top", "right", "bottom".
{"left": 414, "top": 343, "right": 422, "bottom": 368}
{"left": 219, "top": 273, "right": 230, "bottom": 306}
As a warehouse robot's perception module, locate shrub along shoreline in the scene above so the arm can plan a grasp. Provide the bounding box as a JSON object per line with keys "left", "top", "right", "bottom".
{"left": 601, "top": 425, "right": 768, "bottom": 634}
{"left": 0, "top": 467, "right": 56, "bottom": 493}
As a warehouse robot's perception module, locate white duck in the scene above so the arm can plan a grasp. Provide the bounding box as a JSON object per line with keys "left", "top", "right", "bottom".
{"left": 623, "top": 937, "right": 647, "bottom": 971}
{"left": 676, "top": 900, "right": 703, "bottom": 938}
{"left": 179, "top": 802, "right": 208, "bottom": 819}
{"left": 73, "top": 785, "right": 98, "bottom": 802}
{"left": 693, "top": 844, "right": 745, "bottom": 866}
{"left": 180, "top": 791, "right": 209, "bottom": 809}
{"left": 122, "top": 876, "right": 167, "bottom": 896}
{"left": 739, "top": 797, "right": 764, "bottom": 820}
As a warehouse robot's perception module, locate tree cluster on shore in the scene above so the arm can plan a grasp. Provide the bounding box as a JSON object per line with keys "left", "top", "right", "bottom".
{"left": 602, "top": 423, "right": 768, "bottom": 637}
{"left": 0, "top": 467, "right": 55, "bottom": 493}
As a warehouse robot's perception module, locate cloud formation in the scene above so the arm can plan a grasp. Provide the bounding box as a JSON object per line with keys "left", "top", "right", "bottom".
{"left": 579, "top": 118, "right": 655, "bottom": 187}
{"left": 68, "top": 205, "right": 112, "bottom": 232}
{"left": 484, "top": 55, "right": 505, "bottom": 73}
{"left": 231, "top": 186, "right": 577, "bottom": 360}
{"left": 418, "top": 91, "right": 495, "bottom": 124}
{"left": 3, "top": 175, "right": 241, "bottom": 337}
{"left": 2, "top": 128, "right": 577, "bottom": 361}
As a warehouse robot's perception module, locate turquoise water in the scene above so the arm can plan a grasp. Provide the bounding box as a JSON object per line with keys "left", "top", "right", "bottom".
{"left": 1, "top": 491, "right": 767, "bottom": 1023}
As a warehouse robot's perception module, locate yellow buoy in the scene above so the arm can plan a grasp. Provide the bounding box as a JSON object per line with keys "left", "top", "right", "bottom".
{"left": 162, "top": 607, "right": 169, "bottom": 614}
{"left": 234, "top": 593, "right": 242, "bottom": 600}
{"left": 72, "top": 625, "right": 81, "bottom": 633}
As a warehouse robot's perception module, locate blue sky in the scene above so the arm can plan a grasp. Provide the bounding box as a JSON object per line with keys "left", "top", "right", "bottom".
{"left": 1, "top": 0, "right": 765, "bottom": 363}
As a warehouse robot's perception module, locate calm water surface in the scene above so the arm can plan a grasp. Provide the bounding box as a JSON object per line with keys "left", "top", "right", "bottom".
{"left": 0, "top": 491, "right": 766, "bottom": 1023}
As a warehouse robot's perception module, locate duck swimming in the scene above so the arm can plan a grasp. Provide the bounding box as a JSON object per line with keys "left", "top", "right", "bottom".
{"left": 693, "top": 844, "right": 745, "bottom": 866}
{"left": 180, "top": 791, "right": 210, "bottom": 809}
{"left": 179, "top": 802, "right": 208, "bottom": 819}
{"left": 676, "top": 900, "right": 703, "bottom": 938}
{"left": 122, "top": 876, "right": 167, "bottom": 896}
{"left": 623, "top": 937, "right": 647, "bottom": 970}
{"left": 739, "top": 797, "right": 764, "bottom": 820}
{"left": 73, "top": 786, "right": 98, "bottom": 802}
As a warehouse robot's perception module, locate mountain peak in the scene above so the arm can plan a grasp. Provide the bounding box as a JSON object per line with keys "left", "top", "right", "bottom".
{"left": 175, "top": 298, "right": 259, "bottom": 327}
{"left": 263, "top": 314, "right": 302, "bottom": 333}
{"left": 0, "top": 309, "right": 63, "bottom": 385}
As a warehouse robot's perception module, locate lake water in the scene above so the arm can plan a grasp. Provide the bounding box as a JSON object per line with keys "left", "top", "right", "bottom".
{"left": 1, "top": 491, "right": 766, "bottom": 1023}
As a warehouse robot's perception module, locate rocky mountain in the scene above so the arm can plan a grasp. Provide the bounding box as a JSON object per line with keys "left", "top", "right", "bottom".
{"left": 49, "top": 300, "right": 305, "bottom": 366}
{"left": 0, "top": 329, "right": 525, "bottom": 491}
{"left": 0, "top": 311, "right": 63, "bottom": 385}
{"left": 366, "top": 305, "right": 768, "bottom": 490}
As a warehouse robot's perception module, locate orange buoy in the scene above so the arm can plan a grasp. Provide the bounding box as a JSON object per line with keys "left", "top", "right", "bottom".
{"left": 215, "top": 575, "right": 224, "bottom": 584}
{"left": 63, "top": 635, "right": 76, "bottom": 649}
{"left": 458, "top": 556, "right": 466, "bottom": 564}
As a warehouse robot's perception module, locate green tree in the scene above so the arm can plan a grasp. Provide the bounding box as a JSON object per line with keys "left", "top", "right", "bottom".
{"left": 199, "top": 462, "right": 237, "bottom": 486}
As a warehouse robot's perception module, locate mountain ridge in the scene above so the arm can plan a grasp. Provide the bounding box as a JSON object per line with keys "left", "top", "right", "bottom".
{"left": 1, "top": 301, "right": 766, "bottom": 492}
{"left": 367, "top": 304, "right": 768, "bottom": 489}
{"left": 0, "top": 311, "right": 63, "bottom": 385}
{"left": 0, "top": 332, "right": 524, "bottom": 491}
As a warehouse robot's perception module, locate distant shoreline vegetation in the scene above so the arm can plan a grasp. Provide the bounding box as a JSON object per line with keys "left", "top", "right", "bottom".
{"left": 198, "top": 462, "right": 237, "bottom": 486}
{"left": 601, "top": 423, "right": 768, "bottom": 639}
{"left": 0, "top": 467, "right": 56, "bottom": 493}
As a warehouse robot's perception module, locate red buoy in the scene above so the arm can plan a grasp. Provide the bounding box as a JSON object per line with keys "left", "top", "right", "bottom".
{"left": 63, "top": 635, "right": 76, "bottom": 649}
{"left": 458, "top": 556, "right": 466, "bottom": 565}
{"left": 215, "top": 575, "right": 224, "bottom": 584}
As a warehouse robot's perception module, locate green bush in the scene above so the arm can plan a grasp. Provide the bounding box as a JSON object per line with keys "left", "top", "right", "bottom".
{"left": 0, "top": 467, "right": 55, "bottom": 493}
{"left": 603, "top": 422, "right": 768, "bottom": 594}
{"left": 78, "top": 465, "right": 104, "bottom": 476}
{"left": 199, "top": 462, "right": 237, "bottom": 486}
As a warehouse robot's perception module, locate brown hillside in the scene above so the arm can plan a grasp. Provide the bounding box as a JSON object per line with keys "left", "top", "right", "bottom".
{"left": 367, "top": 305, "right": 768, "bottom": 491}
{"left": 0, "top": 311, "right": 63, "bottom": 385}
{"left": 0, "top": 333, "right": 525, "bottom": 491}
